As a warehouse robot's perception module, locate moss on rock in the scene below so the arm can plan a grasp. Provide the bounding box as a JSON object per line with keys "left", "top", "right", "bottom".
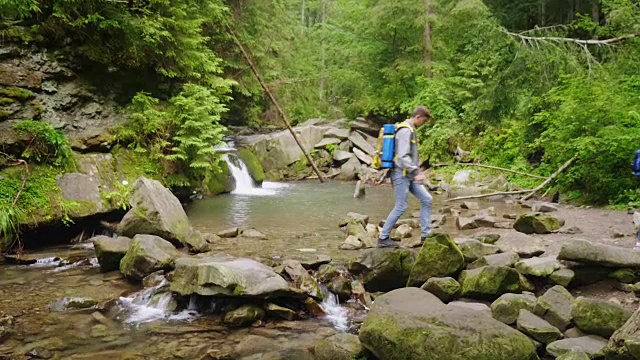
{"left": 571, "top": 296, "right": 632, "bottom": 338}
{"left": 237, "top": 148, "right": 265, "bottom": 184}
{"left": 459, "top": 266, "right": 523, "bottom": 300}
{"left": 407, "top": 233, "right": 464, "bottom": 287}
{"left": 202, "top": 161, "right": 234, "bottom": 195}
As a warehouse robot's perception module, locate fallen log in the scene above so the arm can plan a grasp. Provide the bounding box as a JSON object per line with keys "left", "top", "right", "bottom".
{"left": 433, "top": 163, "right": 546, "bottom": 179}
{"left": 445, "top": 189, "right": 534, "bottom": 202}
{"left": 522, "top": 155, "right": 577, "bottom": 201}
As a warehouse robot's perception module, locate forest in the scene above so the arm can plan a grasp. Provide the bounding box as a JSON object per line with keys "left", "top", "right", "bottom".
{"left": 1, "top": 0, "right": 639, "bottom": 207}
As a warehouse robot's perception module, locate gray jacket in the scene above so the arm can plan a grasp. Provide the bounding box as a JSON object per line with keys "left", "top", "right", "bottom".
{"left": 391, "top": 119, "right": 419, "bottom": 178}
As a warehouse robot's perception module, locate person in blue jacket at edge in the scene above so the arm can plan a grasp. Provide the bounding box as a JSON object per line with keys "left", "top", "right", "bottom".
{"left": 378, "top": 106, "right": 433, "bottom": 248}
{"left": 633, "top": 148, "right": 640, "bottom": 250}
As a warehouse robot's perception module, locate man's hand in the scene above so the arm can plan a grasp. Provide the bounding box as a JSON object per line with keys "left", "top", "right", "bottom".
{"left": 414, "top": 174, "right": 425, "bottom": 184}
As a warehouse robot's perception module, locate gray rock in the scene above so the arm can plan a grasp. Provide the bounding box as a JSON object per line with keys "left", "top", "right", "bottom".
{"left": 454, "top": 238, "right": 500, "bottom": 262}
{"left": 556, "top": 350, "right": 590, "bottom": 360}
{"left": 565, "top": 327, "right": 588, "bottom": 339}
{"left": 392, "top": 224, "right": 413, "bottom": 240}
{"left": 348, "top": 132, "right": 376, "bottom": 156}
{"left": 346, "top": 220, "right": 375, "bottom": 248}
{"left": 358, "top": 288, "right": 538, "bottom": 360}
{"left": 472, "top": 232, "right": 501, "bottom": 244}
{"left": 459, "top": 266, "right": 524, "bottom": 300}
{"left": 328, "top": 276, "right": 352, "bottom": 301}
{"left": 56, "top": 173, "right": 103, "bottom": 214}
{"left": 515, "top": 256, "right": 562, "bottom": 277}
{"left": 468, "top": 251, "right": 520, "bottom": 270}
{"left": 491, "top": 292, "right": 537, "bottom": 325}
{"left": 265, "top": 303, "right": 296, "bottom": 320}
{"left": 240, "top": 228, "right": 267, "bottom": 239}
{"left": 117, "top": 177, "right": 207, "bottom": 252}
{"left": 353, "top": 180, "right": 366, "bottom": 199}
{"left": 456, "top": 216, "right": 478, "bottom": 230}
{"left": 336, "top": 156, "right": 361, "bottom": 181}
{"left": 448, "top": 300, "right": 492, "bottom": 317}
{"left": 349, "top": 248, "right": 416, "bottom": 292}
{"left": 558, "top": 239, "right": 640, "bottom": 267}
{"left": 407, "top": 233, "right": 465, "bottom": 287}
{"left": 461, "top": 201, "right": 480, "bottom": 210}
{"left": 169, "top": 255, "right": 298, "bottom": 298}
{"left": 314, "top": 333, "right": 364, "bottom": 360}
{"left": 332, "top": 150, "right": 353, "bottom": 164}
{"left": 420, "top": 277, "right": 460, "bottom": 303}
{"left": 340, "top": 212, "right": 369, "bottom": 227}
{"left": 314, "top": 137, "right": 341, "bottom": 149}
{"left": 316, "top": 264, "right": 340, "bottom": 283}
{"left": 223, "top": 305, "right": 265, "bottom": 327}
{"left": 546, "top": 336, "right": 608, "bottom": 358}
{"left": 532, "top": 202, "right": 558, "bottom": 213}
{"left": 514, "top": 212, "right": 564, "bottom": 234}
{"left": 550, "top": 268, "right": 576, "bottom": 287}
{"left": 571, "top": 296, "right": 632, "bottom": 338}
{"left": 353, "top": 147, "right": 373, "bottom": 165}
{"left": 92, "top": 235, "right": 132, "bottom": 272}
{"left": 217, "top": 227, "right": 239, "bottom": 238}
{"left": 431, "top": 214, "right": 446, "bottom": 227}
{"left": 517, "top": 309, "right": 564, "bottom": 344}
{"left": 534, "top": 285, "right": 575, "bottom": 331}
{"left": 604, "top": 307, "right": 640, "bottom": 358}
{"left": 119, "top": 234, "right": 181, "bottom": 280}
{"left": 495, "top": 232, "right": 546, "bottom": 257}
{"left": 324, "top": 128, "right": 351, "bottom": 140}
{"left": 339, "top": 235, "right": 362, "bottom": 250}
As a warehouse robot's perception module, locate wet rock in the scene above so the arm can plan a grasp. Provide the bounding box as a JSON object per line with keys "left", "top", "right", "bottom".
{"left": 340, "top": 212, "right": 369, "bottom": 227}
{"left": 294, "top": 254, "right": 332, "bottom": 269}
{"left": 468, "top": 251, "right": 519, "bottom": 270}
{"left": 358, "top": 288, "right": 538, "bottom": 360}
{"left": 491, "top": 292, "right": 537, "bottom": 325}
{"left": 346, "top": 221, "right": 375, "bottom": 248}
{"left": 316, "top": 264, "right": 340, "bottom": 283}
{"left": 459, "top": 266, "right": 523, "bottom": 300}
{"left": 571, "top": 296, "right": 632, "bottom": 338}
{"left": 92, "top": 235, "right": 132, "bottom": 272}
{"left": 407, "top": 233, "right": 464, "bottom": 287}
{"left": 556, "top": 350, "right": 590, "bottom": 360}
{"left": 532, "top": 202, "right": 558, "bottom": 213}
{"left": 391, "top": 224, "right": 412, "bottom": 240}
{"left": 119, "top": 234, "right": 180, "bottom": 281}
{"left": 517, "top": 309, "right": 564, "bottom": 344}
{"left": 461, "top": 201, "right": 480, "bottom": 210}
{"left": 223, "top": 305, "right": 265, "bottom": 327}
{"left": 349, "top": 248, "right": 416, "bottom": 292}
{"left": 547, "top": 336, "right": 608, "bottom": 358}
{"left": 558, "top": 239, "right": 640, "bottom": 267}
{"left": 142, "top": 270, "right": 166, "bottom": 288}
{"left": 304, "top": 298, "right": 326, "bottom": 317}
{"left": 217, "top": 227, "right": 239, "bottom": 238}
{"left": 314, "top": 333, "right": 364, "bottom": 360}
{"left": 240, "top": 228, "right": 267, "bottom": 239}
{"left": 265, "top": 303, "right": 296, "bottom": 321}
{"left": 420, "top": 277, "right": 460, "bottom": 303}
{"left": 117, "top": 177, "right": 207, "bottom": 252}
{"left": 514, "top": 212, "right": 564, "bottom": 234}
{"left": 400, "top": 236, "right": 422, "bottom": 248}
{"left": 495, "top": 232, "right": 545, "bottom": 257}
{"left": 233, "top": 334, "right": 277, "bottom": 357}
{"left": 328, "top": 276, "right": 352, "bottom": 301}
{"left": 170, "top": 255, "right": 298, "bottom": 298}
{"left": 534, "top": 285, "right": 574, "bottom": 331}
{"left": 64, "top": 298, "right": 99, "bottom": 310}
{"left": 339, "top": 235, "right": 362, "bottom": 250}
{"left": 447, "top": 300, "right": 492, "bottom": 317}
{"left": 550, "top": 268, "right": 575, "bottom": 287}
{"left": 454, "top": 238, "right": 500, "bottom": 262}
{"left": 281, "top": 259, "right": 309, "bottom": 280}
{"left": 515, "top": 256, "right": 562, "bottom": 277}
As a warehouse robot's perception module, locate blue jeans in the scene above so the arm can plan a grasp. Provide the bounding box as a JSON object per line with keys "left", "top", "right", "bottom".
{"left": 379, "top": 172, "right": 432, "bottom": 239}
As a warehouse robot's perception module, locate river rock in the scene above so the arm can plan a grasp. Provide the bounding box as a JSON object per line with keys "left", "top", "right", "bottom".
{"left": 119, "top": 234, "right": 181, "bottom": 280}
{"left": 495, "top": 232, "right": 546, "bottom": 257}
{"left": 358, "top": 288, "right": 539, "bottom": 360}
{"left": 392, "top": 224, "right": 412, "bottom": 240}
{"left": 547, "top": 336, "right": 608, "bottom": 358}
{"left": 348, "top": 132, "right": 375, "bottom": 156}
{"left": 92, "top": 235, "right": 132, "bottom": 272}
{"left": 265, "top": 303, "right": 296, "bottom": 321}
{"left": 558, "top": 239, "right": 640, "bottom": 267}
{"left": 223, "top": 305, "right": 265, "bottom": 327}
{"left": 472, "top": 232, "right": 501, "bottom": 244}
{"left": 556, "top": 350, "right": 590, "bottom": 360}
{"left": 491, "top": 292, "right": 537, "bottom": 325}
{"left": 454, "top": 238, "right": 500, "bottom": 262}
{"left": 314, "top": 333, "right": 364, "bottom": 360}
{"left": 609, "top": 268, "right": 638, "bottom": 284}
{"left": 339, "top": 235, "right": 362, "bottom": 250}
{"left": 550, "top": 268, "right": 576, "bottom": 287}
{"left": 447, "top": 300, "right": 492, "bottom": 317}
{"left": 346, "top": 221, "right": 375, "bottom": 248}
{"left": 281, "top": 259, "right": 309, "bottom": 280}
{"left": 517, "top": 309, "right": 564, "bottom": 344}
{"left": 328, "top": 276, "right": 352, "bottom": 301}
{"left": 458, "top": 266, "right": 523, "bottom": 300}
{"left": 532, "top": 202, "right": 558, "bottom": 213}
{"left": 117, "top": 177, "right": 207, "bottom": 252}
{"left": 456, "top": 216, "right": 478, "bottom": 230}
{"left": 169, "top": 255, "right": 298, "bottom": 298}
{"left": 336, "top": 155, "right": 361, "bottom": 181}
{"left": 604, "top": 307, "right": 640, "bottom": 359}
{"left": 217, "top": 227, "right": 239, "bottom": 238}
{"left": 420, "top": 277, "right": 460, "bottom": 303}
{"left": 316, "top": 264, "right": 340, "bottom": 283}
{"left": 515, "top": 256, "right": 562, "bottom": 277}
{"left": 571, "top": 297, "right": 632, "bottom": 338}
{"left": 565, "top": 327, "right": 589, "bottom": 339}
{"left": 514, "top": 212, "right": 564, "bottom": 234}
{"left": 407, "top": 233, "right": 464, "bottom": 287}
{"left": 460, "top": 201, "right": 480, "bottom": 210}
{"left": 534, "top": 285, "right": 574, "bottom": 331}
{"left": 340, "top": 212, "right": 369, "bottom": 227}
{"left": 349, "top": 248, "right": 416, "bottom": 292}
{"left": 314, "top": 137, "right": 341, "bottom": 149}
{"left": 324, "top": 128, "right": 350, "bottom": 140}
{"left": 468, "top": 251, "right": 520, "bottom": 270}
{"left": 240, "top": 228, "right": 267, "bottom": 239}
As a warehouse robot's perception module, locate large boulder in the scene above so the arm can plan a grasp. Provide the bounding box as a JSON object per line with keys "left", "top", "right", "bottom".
{"left": 117, "top": 177, "right": 207, "bottom": 252}
{"left": 494, "top": 231, "right": 546, "bottom": 257}
{"left": 314, "top": 333, "right": 364, "bottom": 360}
{"left": 515, "top": 256, "right": 562, "bottom": 277}
{"left": 491, "top": 292, "right": 537, "bottom": 325}
{"left": 358, "top": 288, "right": 539, "bottom": 360}
{"left": 92, "top": 235, "right": 132, "bottom": 272}
{"left": 514, "top": 212, "right": 564, "bottom": 234}
{"left": 533, "top": 285, "right": 574, "bottom": 331}
{"left": 170, "top": 255, "right": 298, "bottom": 298}
{"left": 517, "top": 309, "right": 564, "bottom": 344}
{"left": 454, "top": 238, "right": 500, "bottom": 262}
{"left": 571, "top": 297, "right": 632, "bottom": 338}
{"left": 605, "top": 307, "right": 640, "bottom": 359}
{"left": 236, "top": 148, "right": 266, "bottom": 184}
{"left": 458, "top": 266, "right": 523, "bottom": 300}
{"left": 349, "top": 248, "right": 416, "bottom": 292}
{"left": 558, "top": 239, "right": 640, "bottom": 268}
{"left": 407, "top": 233, "right": 464, "bottom": 287}
{"left": 420, "top": 277, "right": 460, "bottom": 303}
{"left": 119, "top": 234, "right": 181, "bottom": 280}
{"left": 223, "top": 305, "right": 265, "bottom": 327}
{"left": 335, "top": 155, "right": 361, "bottom": 181}
{"left": 468, "top": 251, "right": 520, "bottom": 270}
{"left": 547, "top": 336, "right": 608, "bottom": 359}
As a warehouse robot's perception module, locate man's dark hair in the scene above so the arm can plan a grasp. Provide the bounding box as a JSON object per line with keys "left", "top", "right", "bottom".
{"left": 412, "top": 106, "right": 431, "bottom": 119}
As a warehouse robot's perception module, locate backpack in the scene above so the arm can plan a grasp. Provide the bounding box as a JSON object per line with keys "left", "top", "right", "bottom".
{"left": 633, "top": 149, "right": 640, "bottom": 177}
{"left": 372, "top": 122, "right": 415, "bottom": 170}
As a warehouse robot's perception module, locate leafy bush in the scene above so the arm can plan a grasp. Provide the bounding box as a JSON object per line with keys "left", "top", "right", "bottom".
{"left": 11, "top": 120, "right": 73, "bottom": 167}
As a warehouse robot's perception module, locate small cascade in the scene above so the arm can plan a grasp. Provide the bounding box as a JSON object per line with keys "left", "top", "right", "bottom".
{"left": 321, "top": 292, "right": 350, "bottom": 332}
{"left": 117, "top": 279, "right": 197, "bottom": 324}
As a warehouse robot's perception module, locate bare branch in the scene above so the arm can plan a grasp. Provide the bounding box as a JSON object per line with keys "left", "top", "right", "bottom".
{"left": 445, "top": 190, "right": 533, "bottom": 202}
{"left": 432, "top": 163, "right": 547, "bottom": 179}
{"left": 504, "top": 30, "right": 640, "bottom": 46}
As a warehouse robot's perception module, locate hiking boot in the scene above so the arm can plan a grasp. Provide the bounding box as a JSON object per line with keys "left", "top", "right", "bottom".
{"left": 378, "top": 237, "right": 398, "bottom": 248}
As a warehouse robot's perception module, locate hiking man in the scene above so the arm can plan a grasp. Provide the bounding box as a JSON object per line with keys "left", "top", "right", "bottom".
{"left": 378, "top": 106, "right": 432, "bottom": 247}
{"left": 634, "top": 149, "right": 640, "bottom": 250}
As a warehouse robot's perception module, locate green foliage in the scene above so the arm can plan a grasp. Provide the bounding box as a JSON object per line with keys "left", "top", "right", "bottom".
{"left": 0, "top": 0, "right": 40, "bottom": 20}
{"left": 11, "top": 120, "right": 73, "bottom": 167}
{"left": 102, "top": 181, "right": 133, "bottom": 211}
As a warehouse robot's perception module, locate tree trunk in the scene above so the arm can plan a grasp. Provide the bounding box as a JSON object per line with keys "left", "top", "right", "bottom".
{"left": 301, "top": 0, "right": 306, "bottom": 27}
{"left": 423, "top": 0, "right": 433, "bottom": 77}
{"left": 539, "top": 0, "right": 546, "bottom": 26}
{"left": 591, "top": 0, "right": 599, "bottom": 23}
{"left": 319, "top": 0, "right": 327, "bottom": 99}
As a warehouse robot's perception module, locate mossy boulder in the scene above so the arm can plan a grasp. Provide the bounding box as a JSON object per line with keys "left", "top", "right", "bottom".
{"left": 265, "top": 303, "right": 296, "bottom": 320}
{"left": 515, "top": 256, "right": 562, "bottom": 277}
{"left": 202, "top": 161, "right": 234, "bottom": 195}
{"left": 328, "top": 276, "right": 352, "bottom": 301}
{"left": 547, "top": 336, "right": 608, "bottom": 359}
{"left": 491, "top": 292, "right": 537, "bottom": 325}
{"left": 571, "top": 297, "right": 632, "bottom": 338}
{"left": 349, "top": 248, "right": 416, "bottom": 292}
{"left": 558, "top": 239, "right": 640, "bottom": 268}
{"left": 533, "top": 285, "right": 574, "bottom": 331}
{"left": 223, "top": 304, "right": 265, "bottom": 327}
{"left": 406, "top": 233, "right": 464, "bottom": 287}
{"left": 609, "top": 268, "right": 638, "bottom": 284}
{"left": 119, "top": 234, "right": 181, "bottom": 281}
{"left": 92, "top": 235, "right": 132, "bottom": 272}
{"left": 604, "top": 307, "right": 640, "bottom": 359}
{"left": 517, "top": 309, "right": 564, "bottom": 344}
{"left": 514, "top": 212, "right": 564, "bottom": 234}
{"left": 550, "top": 268, "right": 575, "bottom": 288}
{"left": 314, "top": 333, "right": 364, "bottom": 360}
{"left": 358, "top": 288, "right": 539, "bottom": 360}
{"left": 316, "top": 264, "right": 340, "bottom": 283}
{"left": 458, "top": 266, "right": 523, "bottom": 300}
{"left": 237, "top": 148, "right": 265, "bottom": 185}
{"left": 468, "top": 251, "right": 519, "bottom": 270}
{"left": 420, "top": 277, "right": 460, "bottom": 303}
{"left": 556, "top": 350, "right": 590, "bottom": 360}
{"left": 454, "top": 238, "right": 500, "bottom": 263}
